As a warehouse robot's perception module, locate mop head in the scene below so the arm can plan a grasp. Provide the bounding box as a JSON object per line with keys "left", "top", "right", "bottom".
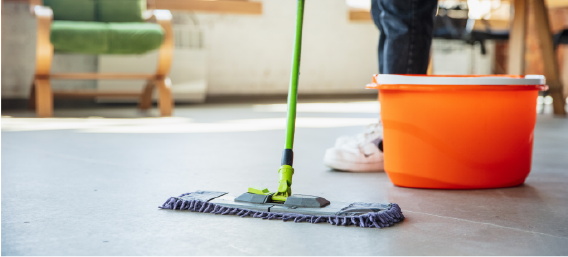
{"left": 160, "top": 191, "right": 404, "bottom": 228}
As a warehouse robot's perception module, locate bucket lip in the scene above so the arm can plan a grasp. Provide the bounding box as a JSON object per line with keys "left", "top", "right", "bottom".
{"left": 372, "top": 74, "right": 546, "bottom": 86}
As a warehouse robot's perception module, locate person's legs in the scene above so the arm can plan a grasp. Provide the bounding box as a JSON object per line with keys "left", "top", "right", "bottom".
{"left": 371, "top": 0, "right": 385, "bottom": 74}
{"left": 378, "top": 0, "right": 438, "bottom": 74}
{"left": 324, "top": 0, "right": 438, "bottom": 172}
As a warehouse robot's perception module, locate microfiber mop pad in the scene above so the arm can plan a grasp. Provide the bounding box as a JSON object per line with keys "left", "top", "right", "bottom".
{"left": 160, "top": 191, "right": 404, "bottom": 228}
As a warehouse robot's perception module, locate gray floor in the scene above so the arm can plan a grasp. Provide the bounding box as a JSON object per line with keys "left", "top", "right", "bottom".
{"left": 2, "top": 100, "right": 568, "bottom": 255}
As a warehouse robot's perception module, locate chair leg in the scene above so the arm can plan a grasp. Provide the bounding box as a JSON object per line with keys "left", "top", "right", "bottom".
{"left": 138, "top": 80, "right": 156, "bottom": 110}
{"left": 549, "top": 90, "right": 566, "bottom": 115}
{"left": 29, "top": 81, "right": 37, "bottom": 110}
{"left": 532, "top": 0, "right": 566, "bottom": 116}
{"left": 427, "top": 49, "right": 433, "bottom": 75}
{"left": 34, "top": 79, "right": 53, "bottom": 118}
{"left": 156, "top": 77, "right": 173, "bottom": 117}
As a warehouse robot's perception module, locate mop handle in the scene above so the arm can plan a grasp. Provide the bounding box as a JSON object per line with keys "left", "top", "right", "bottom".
{"left": 281, "top": 0, "right": 305, "bottom": 167}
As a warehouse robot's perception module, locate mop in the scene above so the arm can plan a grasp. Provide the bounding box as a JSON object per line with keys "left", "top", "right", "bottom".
{"left": 159, "top": 0, "right": 404, "bottom": 228}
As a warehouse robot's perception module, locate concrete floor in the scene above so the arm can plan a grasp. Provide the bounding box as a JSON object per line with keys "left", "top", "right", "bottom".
{"left": 2, "top": 100, "right": 568, "bottom": 255}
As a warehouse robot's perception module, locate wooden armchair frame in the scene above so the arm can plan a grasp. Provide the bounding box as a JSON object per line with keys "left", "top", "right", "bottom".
{"left": 29, "top": 0, "right": 174, "bottom": 117}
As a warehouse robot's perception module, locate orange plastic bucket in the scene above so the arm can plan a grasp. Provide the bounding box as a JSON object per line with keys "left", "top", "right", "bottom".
{"left": 366, "top": 75, "right": 548, "bottom": 189}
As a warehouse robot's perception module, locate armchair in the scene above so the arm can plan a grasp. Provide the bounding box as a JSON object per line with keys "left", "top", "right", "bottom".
{"left": 29, "top": 0, "right": 174, "bottom": 117}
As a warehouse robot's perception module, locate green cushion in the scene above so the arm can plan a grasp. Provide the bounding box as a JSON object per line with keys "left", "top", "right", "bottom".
{"left": 107, "top": 23, "right": 164, "bottom": 54}
{"left": 51, "top": 21, "right": 108, "bottom": 54}
{"left": 51, "top": 21, "right": 163, "bottom": 54}
{"left": 98, "top": 0, "right": 146, "bottom": 22}
{"left": 43, "top": 0, "right": 96, "bottom": 21}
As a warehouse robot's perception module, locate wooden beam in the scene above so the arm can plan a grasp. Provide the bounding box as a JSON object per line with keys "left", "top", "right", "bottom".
{"left": 541, "top": 0, "right": 568, "bottom": 8}
{"left": 50, "top": 73, "right": 156, "bottom": 80}
{"left": 349, "top": 9, "right": 372, "bottom": 21}
{"left": 155, "top": 0, "right": 262, "bottom": 15}
{"left": 482, "top": 0, "right": 568, "bottom": 8}
{"left": 507, "top": 0, "right": 527, "bottom": 75}
{"left": 53, "top": 91, "right": 142, "bottom": 98}
{"left": 532, "top": 0, "right": 566, "bottom": 115}
{"left": 472, "top": 19, "right": 510, "bottom": 31}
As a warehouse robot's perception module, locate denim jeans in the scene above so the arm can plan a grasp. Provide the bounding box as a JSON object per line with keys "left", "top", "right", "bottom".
{"left": 371, "top": 0, "right": 438, "bottom": 74}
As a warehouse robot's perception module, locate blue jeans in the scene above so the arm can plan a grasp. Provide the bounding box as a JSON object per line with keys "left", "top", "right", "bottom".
{"left": 371, "top": 0, "right": 438, "bottom": 74}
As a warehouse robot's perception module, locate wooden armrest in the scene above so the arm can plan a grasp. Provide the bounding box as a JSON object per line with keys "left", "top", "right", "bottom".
{"left": 152, "top": 9, "right": 174, "bottom": 77}
{"left": 153, "top": 9, "right": 173, "bottom": 21}
{"left": 144, "top": 9, "right": 173, "bottom": 22}
{"left": 30, "top": 4, "right": 53, "bottom": 18}
{"left": 29, "top": 0, "right": 43, "bottom": 11}
{"left": 30, "top": 3, "right": 53, "bottom": 76}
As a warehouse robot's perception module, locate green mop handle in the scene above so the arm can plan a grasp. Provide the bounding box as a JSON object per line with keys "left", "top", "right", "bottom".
{"left": 272, "top": 0, "right": 304, "bottom": 202}
{"left": 281, "top": 0, "right": 305, "bottom": 167}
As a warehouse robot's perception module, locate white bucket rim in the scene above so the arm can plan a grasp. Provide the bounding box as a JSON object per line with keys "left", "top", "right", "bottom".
{"left": 374, "top": 74, "right": 546, "bottom": 85}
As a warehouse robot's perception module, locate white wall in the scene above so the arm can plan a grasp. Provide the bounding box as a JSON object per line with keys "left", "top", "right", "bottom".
{"left": 195, "top": 0, "right": 379, "bottom": 95}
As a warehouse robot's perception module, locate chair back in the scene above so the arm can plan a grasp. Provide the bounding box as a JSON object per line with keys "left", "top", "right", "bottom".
{"left": 43, "top": 0, "right": 147, "bottom": 22}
